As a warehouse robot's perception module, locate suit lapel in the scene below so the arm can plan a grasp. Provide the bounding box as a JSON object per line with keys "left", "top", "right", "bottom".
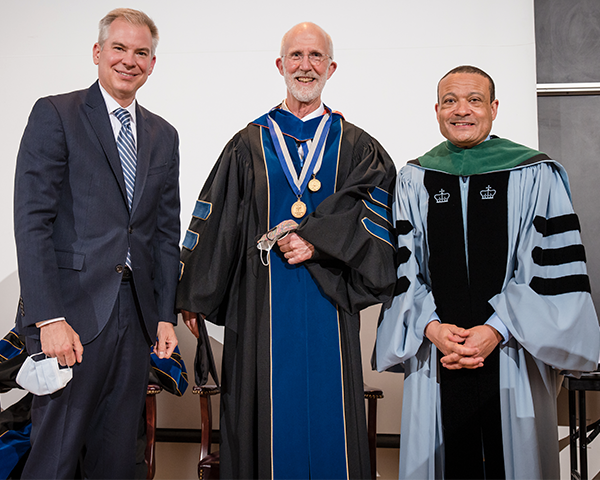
{"left": 132, "top": 104, "right": 150, "bottom": 216}
{"left": 85, "top": 82, "right": 129, "bottom": 207}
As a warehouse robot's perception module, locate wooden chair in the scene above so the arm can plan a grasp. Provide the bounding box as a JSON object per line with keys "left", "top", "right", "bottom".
{"left": 193, "top": 385, "right": 221, "bottom": 479}
{"left": 363, "top": 384, "right": 384, "bottom": 480}
{"left": 145, "top": 384, "right": 163, "bottom": 480}
{"left": 193, "top": 384, "right": 382, "bottom": 480}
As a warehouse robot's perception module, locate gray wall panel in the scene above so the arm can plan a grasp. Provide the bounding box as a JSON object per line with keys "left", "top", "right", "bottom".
{"left": 536, "top": 0, "right": 600, "bottom": 83}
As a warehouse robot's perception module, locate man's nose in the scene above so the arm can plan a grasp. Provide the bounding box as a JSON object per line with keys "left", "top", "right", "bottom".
{"left": 454, "top": 99, "right": 471, "bottom": 115}
{"left": 299, "top": 54, "right": 312, "bottom": 71}
{"left": 121, "top": 51, "right": 136, "bottom": 67}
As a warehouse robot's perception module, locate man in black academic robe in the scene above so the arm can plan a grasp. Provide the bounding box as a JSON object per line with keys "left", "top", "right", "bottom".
{"left": 177, "top": 22, "right": 396, "bottom": 479}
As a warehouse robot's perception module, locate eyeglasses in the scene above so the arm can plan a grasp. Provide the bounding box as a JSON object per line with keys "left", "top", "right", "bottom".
{"left": 282, "top": 52, "right": 331, "bottom": 66}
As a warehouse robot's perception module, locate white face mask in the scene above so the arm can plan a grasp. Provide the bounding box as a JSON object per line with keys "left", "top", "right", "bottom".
{"left": 16, "top": 352, "right": 73, "bottom": 396}
{"left": 256, "top": 219, "right": 298, "bottom": 266}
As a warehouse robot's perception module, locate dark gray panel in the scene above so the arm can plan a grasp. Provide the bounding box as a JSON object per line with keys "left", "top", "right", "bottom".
{"left": 535, "top": 0, "right": 600, "bottom": 83}
{"left": 538, "top": 95, "right": 600, "bottom": 311}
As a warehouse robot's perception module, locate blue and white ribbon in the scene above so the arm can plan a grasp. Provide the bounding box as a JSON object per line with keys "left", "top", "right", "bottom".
{"left": 266, "top": 111, "right": 332, "bottom": 197}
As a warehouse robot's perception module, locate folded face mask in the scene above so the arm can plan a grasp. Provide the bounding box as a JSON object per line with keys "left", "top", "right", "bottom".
{"left": 16, "top": 352, "right": 73, "bottom": 396}
{"left": 257, "top": 219, "right": 299, "bottom": 266}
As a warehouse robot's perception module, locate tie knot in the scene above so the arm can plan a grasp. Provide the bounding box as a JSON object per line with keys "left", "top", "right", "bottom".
{"left": 114, "top": 108, "right": 131, "bottom": 127}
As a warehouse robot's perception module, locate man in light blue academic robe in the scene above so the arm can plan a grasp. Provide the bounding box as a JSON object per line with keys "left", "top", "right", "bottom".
{"left": 376, "top": 65, "right": 600, "bottom": 480}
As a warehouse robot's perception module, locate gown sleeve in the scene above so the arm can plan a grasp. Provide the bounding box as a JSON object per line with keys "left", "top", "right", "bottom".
{"left": 374, "top": 164, "right": 438, "bottom": 371}
{"left": 490, "top": 162, "right": 600, "bottom": 372}
{"left": 176, "top": 131, "right": 252, "bottom": 325}
{"left": 297, "top": 130, "right": 398, "bottom": 314}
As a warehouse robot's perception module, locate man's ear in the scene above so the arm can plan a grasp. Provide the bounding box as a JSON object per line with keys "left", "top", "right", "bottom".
{"left": 148, "top": 56, "right": 156, "bottom": 76}
{"left": 490, "top": 99, "right": 499, "bottom": 121}
{"left": 276, "top": 57, "right": 284, "bottom": 76}
{"left": 326, "top": 61, "right": 337, "bottom": 80}
{"left": 92, "top": 43, "right": 101, "bottom": 65}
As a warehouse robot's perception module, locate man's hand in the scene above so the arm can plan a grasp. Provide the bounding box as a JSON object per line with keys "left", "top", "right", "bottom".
{"left": 181, "top": 310, "right": 203, "bottom": 338}
{"left": 438, "top": 325, "right": 502, "bottom": 370}
{"left": 439, "top": 351, "right": 485, "bottom": 370}
{"left": 424, "top": 321, "right": 471, "bottom": 356}
{"left": 424, "top": 321, "right": 484, "bottom": 370}
{"left": 40, "top": 320, "right": 84, "bottom": 367}
{"left": 155, "top": 321, "right": 178, "bottom": 359}
{"left": 459, "top": 324, "right": 502, "bottom": 362}
{"left": 277, "top": 232, "right": 315, "bottom": 264}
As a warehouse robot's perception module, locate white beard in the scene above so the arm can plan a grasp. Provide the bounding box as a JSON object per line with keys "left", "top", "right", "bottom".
{"left": 283, "top": 65, "right": 328, "bottom": 103}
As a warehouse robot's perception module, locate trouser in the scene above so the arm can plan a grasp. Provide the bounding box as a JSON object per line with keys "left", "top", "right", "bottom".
{"left": 22, "top": 281, "right": 151, "bottom": 479}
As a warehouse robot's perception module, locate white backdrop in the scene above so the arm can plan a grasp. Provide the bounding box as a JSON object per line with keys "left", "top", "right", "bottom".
{"left": 0, "top": 0, "right": 538, "bottom": 477}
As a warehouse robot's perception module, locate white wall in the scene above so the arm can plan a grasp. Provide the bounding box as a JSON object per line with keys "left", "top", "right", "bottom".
{"left": 0, "top": 0, "right": 539, "bottom": 477}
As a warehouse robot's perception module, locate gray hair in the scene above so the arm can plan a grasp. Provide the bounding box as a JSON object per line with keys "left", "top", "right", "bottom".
{"left": 98, "top": 8, "right": 159, "bottom": 57}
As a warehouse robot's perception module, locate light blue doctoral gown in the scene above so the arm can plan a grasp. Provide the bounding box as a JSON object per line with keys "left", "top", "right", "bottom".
{"left": 376, "top": 160, "right": 600, "bottom": 479}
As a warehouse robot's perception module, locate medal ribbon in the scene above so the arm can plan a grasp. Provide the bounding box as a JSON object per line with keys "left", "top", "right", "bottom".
{"left": 266, "top": 109, "right": 332, "bottom": 197}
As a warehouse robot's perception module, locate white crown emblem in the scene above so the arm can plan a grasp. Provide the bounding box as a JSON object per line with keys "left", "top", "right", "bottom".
{"left": 480, "top": 185, "right": 496, "bottom": 200}
{"left": 434, "top": 189, "right": 450, "bottom": 204}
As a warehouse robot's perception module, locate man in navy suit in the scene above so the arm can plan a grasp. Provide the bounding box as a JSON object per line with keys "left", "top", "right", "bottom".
{"left": 13, "top": 8, "right": 180, "bottom": 478}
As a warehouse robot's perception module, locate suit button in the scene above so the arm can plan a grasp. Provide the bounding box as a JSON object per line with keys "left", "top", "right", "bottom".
{"left": 115, "top": 264, "right": 124, "bottom": 274}
{"left": 128, "top": 227, "right": 133, "bottom": 234}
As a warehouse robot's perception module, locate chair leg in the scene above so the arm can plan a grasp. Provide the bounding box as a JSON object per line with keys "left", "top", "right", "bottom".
{"left": 367, "top": 396, "right": 378, "bottom": 480}
{"left": 199, "top": 393, "right": 213, "bottom": 461}
{"left": 196, "top": 385, "right": 221, "bottom": 479}
{"left": 145, "top": 393, "right": 157, "bottom": 480}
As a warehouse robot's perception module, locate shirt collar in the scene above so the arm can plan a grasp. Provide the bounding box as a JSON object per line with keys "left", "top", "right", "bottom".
{"left": 98, "top": 82, "right": 137, "bottom": 125}
{"left": 281, "top": 100, "right": 324, "bottom": 122}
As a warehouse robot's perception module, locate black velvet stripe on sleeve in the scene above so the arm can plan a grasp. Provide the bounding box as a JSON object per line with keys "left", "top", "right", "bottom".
{"left": 395, "top": 246, "right": 411, "bottom": 268}
{"left": 532, "top": 245, "right": 587, "bottom": 266}
{"left": 530, "top": 274, "right": 591, "bottom": 295}
{"left": 533, "top": 214, "right": 581, "bottom": 237}
{"left": 394, "top": 276, "right": 411, "bottom": 296}
{"left": 395, "top": 220, "right": 413, "bottom": 236}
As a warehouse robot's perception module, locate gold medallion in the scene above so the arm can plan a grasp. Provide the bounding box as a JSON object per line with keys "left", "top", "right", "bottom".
{"left": 308, "top": 177, "right": 321, "bottom": 192}
{"left": 291, "top": 199, "right": 307, "bottom": 218}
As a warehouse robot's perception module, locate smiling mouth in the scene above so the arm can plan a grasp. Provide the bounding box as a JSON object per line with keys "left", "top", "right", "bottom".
{"left": 116, "top": 70, "right": 136, "bottom": 78}
{"left": 451, "top": 122, "right": 474, "bottom": 126}
{"left": 296, "top": 77, "right": 316, "bottom": 84}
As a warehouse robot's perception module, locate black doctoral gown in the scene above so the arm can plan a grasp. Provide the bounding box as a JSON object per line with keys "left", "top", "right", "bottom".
{"left": 177, "top": 113, "right": 396, "bottom": 479}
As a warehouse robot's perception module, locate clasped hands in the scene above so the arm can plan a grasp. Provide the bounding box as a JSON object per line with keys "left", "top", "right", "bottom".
{"left": 424, "top": 321, "right": 503, "bottom": 370}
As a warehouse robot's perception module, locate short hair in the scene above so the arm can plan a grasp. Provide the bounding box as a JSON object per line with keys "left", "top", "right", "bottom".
{"left": 280, "top": 22, "right": 334, "bottom": 59}
{"left": 437, "top": 65, "right": 495, "bottom": 103}
{"left": 98, "top": 8, "right": 159, "bottom": 57}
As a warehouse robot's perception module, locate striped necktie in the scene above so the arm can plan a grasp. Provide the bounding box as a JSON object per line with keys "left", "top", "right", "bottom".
{"left": 114, "top": 108, "right": 136, "bottom": 268}
{"left": 114, "top": 108, "right": 137, "bottom": 209}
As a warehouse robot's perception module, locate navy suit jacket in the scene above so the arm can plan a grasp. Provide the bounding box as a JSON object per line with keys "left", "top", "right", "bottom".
{"left": 14, "top": 81, "right": 180, "bottom": 344}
